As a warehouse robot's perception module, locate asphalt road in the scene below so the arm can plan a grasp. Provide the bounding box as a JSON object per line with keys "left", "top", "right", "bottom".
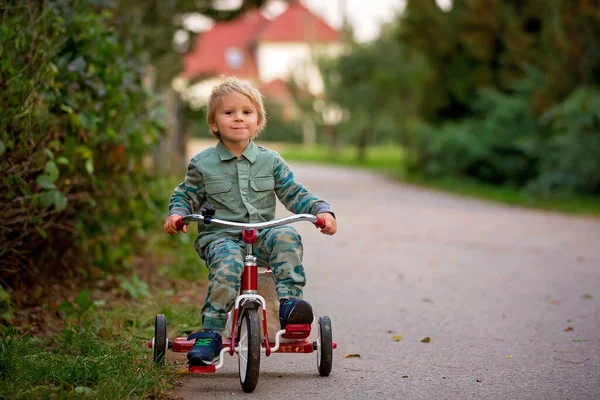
{"left": 172, "top": 163, "right": 600, "bottom": 400}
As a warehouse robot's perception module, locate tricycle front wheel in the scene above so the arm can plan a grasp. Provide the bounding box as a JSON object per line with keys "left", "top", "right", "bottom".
{"left": 238, "top": 308, "right": 261, "bottom": 392}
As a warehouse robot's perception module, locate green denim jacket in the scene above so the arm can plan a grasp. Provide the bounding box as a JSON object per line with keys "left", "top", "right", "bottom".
{"left": 168, "top": 140, "right": 332, "bottom": 258}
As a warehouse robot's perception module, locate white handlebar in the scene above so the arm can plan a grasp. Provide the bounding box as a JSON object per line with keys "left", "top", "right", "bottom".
{"left": 181, "top": 213, "right": 319, "bottom": 230}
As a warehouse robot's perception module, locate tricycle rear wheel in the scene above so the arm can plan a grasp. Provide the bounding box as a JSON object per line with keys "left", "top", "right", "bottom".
{"left": 153, "top": 314, "right": 167, "bottom": 365}
{"left": 317, "top": 316, "right": 333, "bottom": 376}
{"left": 238, "top": 309, "right": 261, "bottom": 392}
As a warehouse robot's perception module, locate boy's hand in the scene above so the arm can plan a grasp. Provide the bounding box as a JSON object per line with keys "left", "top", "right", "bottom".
{"left": 317, "top": 213, "right": 337, "bottom": 235}
{"left": 164, "top": 214, "right": 186, "bottom": 235}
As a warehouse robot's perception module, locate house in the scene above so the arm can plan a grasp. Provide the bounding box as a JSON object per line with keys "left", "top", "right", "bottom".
{"left": 177, "top": 0, "right": 342, "bottom": 112}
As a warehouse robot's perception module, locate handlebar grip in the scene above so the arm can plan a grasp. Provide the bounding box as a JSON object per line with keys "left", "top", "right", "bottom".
{"left": 315, "top": 216, "right": 326, "bottom": 229}
{"left": 175, "top": 218, "right": 186, "bottom": 231}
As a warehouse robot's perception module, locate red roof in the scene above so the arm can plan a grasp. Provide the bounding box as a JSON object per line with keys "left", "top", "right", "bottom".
{"left": 257, "top": 2, "right": 339, "bottom": 43}
{"left": 183, "top": 10, "right": 268, "bottom": 79}
{"left": 183, "top": 1, "right": 339, "bottom": 80}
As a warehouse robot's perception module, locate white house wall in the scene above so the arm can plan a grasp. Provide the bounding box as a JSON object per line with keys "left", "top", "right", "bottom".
{"left": 257, "top": 42, "right": 342, "bottom": 95}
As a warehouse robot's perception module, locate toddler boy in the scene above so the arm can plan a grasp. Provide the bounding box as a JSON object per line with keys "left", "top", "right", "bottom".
{"left": 164, "top": 78, "right": 337, "bottom": 365}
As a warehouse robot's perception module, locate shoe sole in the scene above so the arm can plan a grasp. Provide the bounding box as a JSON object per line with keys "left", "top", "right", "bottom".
{"left": 188, "top": 355, "right": 219, "bottom": 366}
{"left": 286, "top": 301, "right": 314, "bottom": 325}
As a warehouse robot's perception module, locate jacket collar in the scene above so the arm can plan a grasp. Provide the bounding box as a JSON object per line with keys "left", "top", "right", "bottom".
{"left": 216, "top": 140, "right": 257, "bottom": 163}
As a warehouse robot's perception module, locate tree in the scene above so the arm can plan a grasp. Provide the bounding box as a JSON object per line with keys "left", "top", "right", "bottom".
{"left": 321, "top": 26, "right": 428, "bottom": 161}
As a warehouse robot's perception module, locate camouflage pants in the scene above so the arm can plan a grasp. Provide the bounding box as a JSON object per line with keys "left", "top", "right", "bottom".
{"left": 200, "top": 226, "right": 305, "bottom": 331}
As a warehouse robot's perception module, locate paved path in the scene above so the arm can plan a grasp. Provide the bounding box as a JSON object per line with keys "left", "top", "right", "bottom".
{"left": 172, "top": 163, "right": 600, "bottom": 399}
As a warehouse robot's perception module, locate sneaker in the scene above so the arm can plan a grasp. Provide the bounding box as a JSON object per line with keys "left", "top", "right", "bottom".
{"left": 279, "top": 298, "right": 314, "bottom": 329}
{"left": 187, "top": 331, "right": 222, "bottom": 366}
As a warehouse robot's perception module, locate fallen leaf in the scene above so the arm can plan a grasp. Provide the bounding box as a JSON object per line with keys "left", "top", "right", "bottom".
{"left": 392, "top": 335, "right": 403, "bottom": 342}
{"left": 387, "top": 330, "right": 395, "bottom": 334}
{"left": 548, "top": 299, "right": 561, "bottom": 305}
{"left": 572, "top": 339, "right": 587, "bottom": 342}
{"left": 421, "top": 337, "right": 431, "bottom": 343}
{"left": 583, "top": 294, "right": 594, "bottom": 300}
{"left": 422, "top": 298, "right": 434, "bottom": 303}
{"left": 476, "top": 379, "right": 482, "bottom": 383}
{"left": 506, "top": 355, "right": 513, "bottom": 359}
{"left": 177, "top": 369, "right": 189, "bottom": 374}
{"left": 564, "top": 326, "right": 574, "bottom": 332}
{"left": 401, "top": 375, "right": 409, "bottom": 378}
{"left": 344, "top": 353, "right": 361, "bottom": 358}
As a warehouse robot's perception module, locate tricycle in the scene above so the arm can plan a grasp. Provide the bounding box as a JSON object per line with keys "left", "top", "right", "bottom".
{"left": 148, "top": 208, "right": 336, "bottom": 392}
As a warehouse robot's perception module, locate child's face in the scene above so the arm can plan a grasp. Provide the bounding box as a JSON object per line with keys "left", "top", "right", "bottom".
{"left": 211, "top": 92, "right": 259, "bottom": 147}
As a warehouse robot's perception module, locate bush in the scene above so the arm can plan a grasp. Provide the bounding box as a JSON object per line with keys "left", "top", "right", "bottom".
{"left": 0, "top": 3, "right": 164, "bottom": 289}
{"left": 407, "top": 75, "right": 542, "bottom": 187}
{"left": 533, "top": 87, "right": 600, "bottom": 195}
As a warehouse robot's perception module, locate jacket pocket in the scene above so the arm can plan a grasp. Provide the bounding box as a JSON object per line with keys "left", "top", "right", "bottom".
{"left": 250, "top": 176, "right": 275, "bottom": 192}
{"left": 249, "top": 176, "right": 275, "bottom": 210}
{"left": 205, "top": 177, "right": 236, "bottom": 211}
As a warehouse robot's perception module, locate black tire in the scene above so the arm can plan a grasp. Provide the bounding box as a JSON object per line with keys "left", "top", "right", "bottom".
{"left": 238, "top": 308, "right": 261, "bottom": 392}
{"left": 153, "top": 314, "right": 167, "bottom": 366}
{"left": 317, "top": 316, "right": 333, "bottom": 376}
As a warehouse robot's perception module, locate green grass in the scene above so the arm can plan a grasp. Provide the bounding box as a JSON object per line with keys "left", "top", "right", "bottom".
{"left": 279, "top": 143, "right": 403, "bottom": 170}
{"left": 403, "top": 174, "right": 600, "bottom": 216}
{"left": 280, "top": 143, "right": 600, "bottom": 216}
{"left": 0, "top": 224, "right": 207, "bottom": 399}
{"left": 0, "top": 294, "right": 202, "bottom": 399}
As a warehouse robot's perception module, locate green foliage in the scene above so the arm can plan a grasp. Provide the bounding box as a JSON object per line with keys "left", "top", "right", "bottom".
{"left": 408, "top": 75, "right": 542, "bottom": 186}
{"left": 534, "top": 87, "right": 600, "bottom": 194}
{"left": 0, "top": 288, "right": 14, "bottom": 322}
{"left": 158, "top": 232, "right": 208, "bottom": 282}
{"left": 395, "top": 0, "right": 600, "bottom": 196}
{"left": 257, "top": 100, "right": 303, "bottom": 143}
{"left": 119, "top": 274, "right": 151, "bottom": 300}
{"left": 0, "top": 2, "right": 165, "bottom": 285}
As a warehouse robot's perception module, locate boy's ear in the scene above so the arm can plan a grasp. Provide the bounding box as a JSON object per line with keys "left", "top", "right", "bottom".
{"left": 211, "top": 123, "right": 219, "bottom": 133}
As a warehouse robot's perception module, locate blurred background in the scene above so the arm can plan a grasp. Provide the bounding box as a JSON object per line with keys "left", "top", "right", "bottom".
{"left": 1, "top": 1, "right": 599, "bottom": 397}
{"left": 3, "top": 0, "right": 600, "bottom": 315}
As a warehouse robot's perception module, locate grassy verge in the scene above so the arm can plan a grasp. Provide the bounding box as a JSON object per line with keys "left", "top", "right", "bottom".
{"left": 0, "top": 301, "right": 202, "bottom": 399}
{"left": 403, "top": 174, "right": 600, "bottom": 216}
{"left": 1, "top": 196, "right": 207, "bottom": 399}
{"left": 280, "top": 143, "right": 600, "bottom": 216}
{"left": 279, "top": 143, "right": 403, "bottom": 170}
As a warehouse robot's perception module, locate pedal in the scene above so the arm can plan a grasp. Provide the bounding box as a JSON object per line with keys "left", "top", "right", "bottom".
{"left": 189, "top": 365, "right": 216, "bottom": 373}
{"left": 282, "top": 324, "right": 311, "bottom": 339}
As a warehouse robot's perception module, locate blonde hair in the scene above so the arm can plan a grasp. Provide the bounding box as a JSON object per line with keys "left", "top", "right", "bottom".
{"left": 206, "top": 77, "right": 267, "bottom": 139}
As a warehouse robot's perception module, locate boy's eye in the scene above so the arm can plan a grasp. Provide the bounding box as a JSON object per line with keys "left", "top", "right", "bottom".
{"left": 244, "top": 110, "right": 253, "bottom": 115}
{"left": 224, "top": 111, "right": 232, "bottom": 115}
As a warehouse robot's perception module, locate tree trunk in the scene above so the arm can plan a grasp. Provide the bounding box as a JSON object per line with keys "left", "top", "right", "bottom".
{"left": 357, "top": 128, "right": 368, "bottom": 163}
